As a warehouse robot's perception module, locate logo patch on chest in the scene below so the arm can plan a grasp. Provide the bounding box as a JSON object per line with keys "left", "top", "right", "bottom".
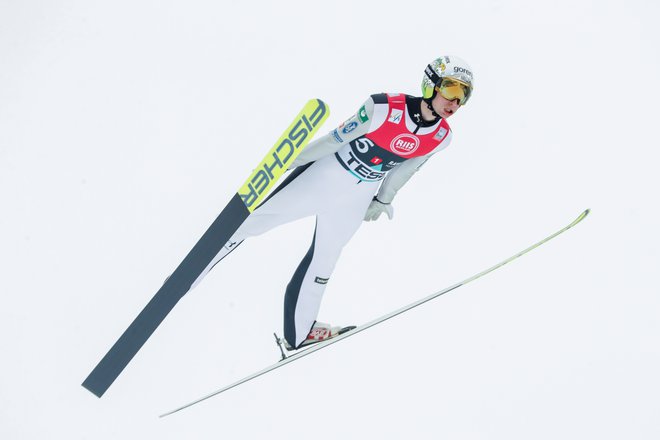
{"left": 390, "top": 134, "right": 420, "bottom": 156}
{"left": 342, "top": 121, "right": 358, "bottom": 134}
{"left": 388, "top": 109, "right": 403, "bottom": 124}
{"left": 434, "top": 127, "right": 448, "bottom": 141}
{"left": 358, "top": 106, "right": 369, "bottom": 123}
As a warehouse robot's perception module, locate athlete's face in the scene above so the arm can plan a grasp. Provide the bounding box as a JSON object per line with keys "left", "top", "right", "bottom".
{"left": 432, "top": 93, "right": 461, "bottom": 119}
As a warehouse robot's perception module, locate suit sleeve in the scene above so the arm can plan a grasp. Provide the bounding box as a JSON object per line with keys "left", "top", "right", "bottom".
{"left": 291, "top": 97, "right": 376, "bottom": 168}
{"left": 376, "top": 130, "right": 453, "bottom": 203}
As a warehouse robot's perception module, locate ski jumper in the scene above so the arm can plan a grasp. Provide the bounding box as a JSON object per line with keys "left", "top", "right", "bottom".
{"left": 192, "top": 94, "right": 454, "bottom": 348}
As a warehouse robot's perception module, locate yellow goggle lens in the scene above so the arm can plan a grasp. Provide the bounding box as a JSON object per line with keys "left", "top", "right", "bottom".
{"left": 434, "top": 79, "right": 471, "bottom": 105}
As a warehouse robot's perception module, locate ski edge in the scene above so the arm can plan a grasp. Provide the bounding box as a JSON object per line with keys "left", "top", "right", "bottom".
{"left": 159, "top": 208, "right": 590, "bottom": 417}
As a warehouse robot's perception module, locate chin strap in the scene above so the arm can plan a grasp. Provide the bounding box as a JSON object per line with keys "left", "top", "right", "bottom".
{"left": 423, "top": 98, "right": 441, "bottom": 120}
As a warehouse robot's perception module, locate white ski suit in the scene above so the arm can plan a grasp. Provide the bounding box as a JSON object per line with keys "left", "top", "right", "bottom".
{"left": 193, "top": 93, "right": 453, "bottom": 347}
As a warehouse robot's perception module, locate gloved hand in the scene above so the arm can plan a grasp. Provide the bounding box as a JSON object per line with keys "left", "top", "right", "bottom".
{"left": 364, "top": 198, "right": 394, "bottom": 221}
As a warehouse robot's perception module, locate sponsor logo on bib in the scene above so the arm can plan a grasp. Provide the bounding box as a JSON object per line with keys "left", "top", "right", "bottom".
{"left": 358, "top": 106, "right": 369, "bottom": 123}
{"left": 434, "top": 127, "right": 448, "bottom": 141}
{"left": 342, "top": 121, "right": 358, "bottom": 134}
{"left": 388, "top": 109, "right": 403, "bottom": 124}
{"left": 390, "top": 134, "right": 420, "bottom": 156}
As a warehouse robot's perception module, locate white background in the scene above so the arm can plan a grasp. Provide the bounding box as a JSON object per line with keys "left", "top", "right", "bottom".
{"left": 1, "top": 0, "right": 658, "bottom": 438}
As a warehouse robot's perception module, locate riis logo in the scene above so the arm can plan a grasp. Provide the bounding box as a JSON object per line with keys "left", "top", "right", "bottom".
{"left": 390, "top": 133, "right": 420, "bottom": 156}
{"left": 239, "top": 100, "right": 329, "bottom": 211}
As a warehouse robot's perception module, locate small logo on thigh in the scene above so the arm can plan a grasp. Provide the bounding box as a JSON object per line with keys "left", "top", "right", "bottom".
{"left": 314, "top": 276, "right": 330, "bottom": 285}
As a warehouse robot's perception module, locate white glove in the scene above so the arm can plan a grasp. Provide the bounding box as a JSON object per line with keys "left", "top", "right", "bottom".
{"left": 364, "top": 198, "right": 394, "bottom": 221}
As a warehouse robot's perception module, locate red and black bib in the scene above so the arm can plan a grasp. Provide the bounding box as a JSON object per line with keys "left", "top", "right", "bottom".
{"left": 335, "top": 94, "right": 450, "bottom": 181}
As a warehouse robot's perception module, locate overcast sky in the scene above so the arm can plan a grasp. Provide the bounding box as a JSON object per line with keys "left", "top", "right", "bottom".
{"left": 1, "top": 0, "right": 659, "bottom": 438}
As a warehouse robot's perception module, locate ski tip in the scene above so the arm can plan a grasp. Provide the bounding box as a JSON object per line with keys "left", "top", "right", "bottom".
{"left": 580, "top": 208, "right": 591, "bottom": 220}
{"left": 561, "top": 208, "right": 590, "bottom": 231}
{"left": 307, "top": 99, "right": 330, "bottom": 117}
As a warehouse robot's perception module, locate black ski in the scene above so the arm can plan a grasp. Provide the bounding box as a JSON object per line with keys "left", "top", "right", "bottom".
{"left": 82, "top": 99, "right": 329, "bottom": 397}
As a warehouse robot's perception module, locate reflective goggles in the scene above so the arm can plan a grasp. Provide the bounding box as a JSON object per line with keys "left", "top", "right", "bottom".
{"left": 434, "top": 78, "right": 472, "bottom": 105}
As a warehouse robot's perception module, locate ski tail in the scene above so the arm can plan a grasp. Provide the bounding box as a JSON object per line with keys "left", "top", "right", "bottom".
{"left": 82, "top": 99, "right": 330, "bottom": 397}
